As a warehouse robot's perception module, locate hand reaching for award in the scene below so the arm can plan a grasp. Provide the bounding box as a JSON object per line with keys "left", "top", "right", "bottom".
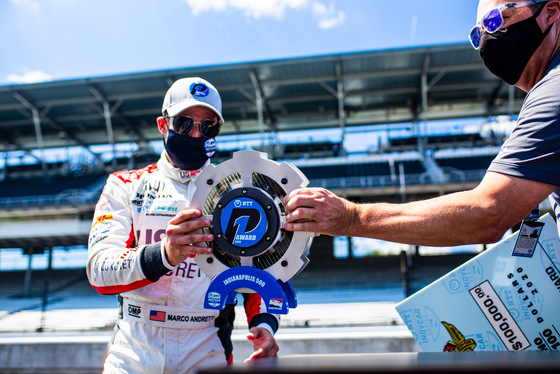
{"left": 284, "top": 187, "right": 357, "bottom": 237}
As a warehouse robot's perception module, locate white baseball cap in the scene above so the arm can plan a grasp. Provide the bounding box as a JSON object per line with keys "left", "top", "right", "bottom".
{"left": 162, "top": 77, "right": 224, "bottom": 123}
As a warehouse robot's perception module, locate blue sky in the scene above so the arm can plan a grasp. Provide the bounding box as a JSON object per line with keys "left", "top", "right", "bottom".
{"left": 0, "top": 0, "right": 480, "bottom": 85}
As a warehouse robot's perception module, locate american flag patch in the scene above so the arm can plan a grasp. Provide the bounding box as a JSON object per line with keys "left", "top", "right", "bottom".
{"left": 150, "top": 310, "right": 166, "bottom": 322}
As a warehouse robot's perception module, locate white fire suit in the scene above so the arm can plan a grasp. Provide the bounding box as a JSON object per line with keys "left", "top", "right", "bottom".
{"left": 87, "top": 153, "right": 279, "bottom": 374}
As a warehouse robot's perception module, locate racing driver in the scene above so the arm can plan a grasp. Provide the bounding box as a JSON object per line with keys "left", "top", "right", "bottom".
{"left": 87, "top": 77, "right": 279, "bottom": 373}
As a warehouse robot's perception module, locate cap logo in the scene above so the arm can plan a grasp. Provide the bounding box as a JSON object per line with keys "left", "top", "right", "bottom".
{"left": 190, "top": 83, "right": 209, "bottom": 97}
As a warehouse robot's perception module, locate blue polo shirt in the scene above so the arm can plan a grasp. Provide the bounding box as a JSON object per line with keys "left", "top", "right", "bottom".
{"left": 487, "top": 52, "right": 560, "bottom": 222}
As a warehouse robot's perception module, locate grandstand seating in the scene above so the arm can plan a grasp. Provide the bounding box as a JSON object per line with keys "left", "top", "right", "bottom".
{"left": 294, "top": 156, "right": 437, "bottom": 190}
{"left": 297, "top": 159, "right": 428, "bottom": 179}
{"left": 0, "top": 269, "right": 92, "bottom": 300}
{"left": 0, "top": 173, "right": 107, "bottom": 198}
{"left": 0, "top": 143, "right": 498, "bottom": 208}
{"left": 398, "top": 160, "right": 425, "bottom": 174}
{"left": 106, "top": 153, "right": 160, "bottom": 171}
{"left": 299, "top": 161, "right": 392, "bottom": 179}
{"left": 281, "top": 141, "right": 339, "bottom": 159}
{"left": 435, "top": 155, "right": 495, "bottom": 171}
{"left": 5, "top": 162, "right": 55, "bottom": 174}
{"left": 382, "top": 133, "right": 494, "bottom": 152}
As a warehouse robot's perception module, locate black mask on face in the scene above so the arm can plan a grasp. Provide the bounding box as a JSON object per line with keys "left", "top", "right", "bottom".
{"left": 479, "top": 3, "right": 552, "bottom": 85}
{"left": 164, "top": 129, "right": 216, "bottom": 171}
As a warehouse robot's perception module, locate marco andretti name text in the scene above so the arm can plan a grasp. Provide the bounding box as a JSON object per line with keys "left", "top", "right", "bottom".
{"left": 167, "top": 314, "right": 215, "bottom": 323}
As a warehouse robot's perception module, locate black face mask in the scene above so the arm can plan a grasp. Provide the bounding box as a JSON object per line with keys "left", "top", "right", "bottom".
{"left": 164, "top": 129, "right": 216, "bottom": 171}
{"left": 479, "top": 4, "right": 552, "bottom": 85}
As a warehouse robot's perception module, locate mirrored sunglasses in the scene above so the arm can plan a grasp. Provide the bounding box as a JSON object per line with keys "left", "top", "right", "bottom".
{"left": 167, "top": 116, "right": 222, "bottom": 138}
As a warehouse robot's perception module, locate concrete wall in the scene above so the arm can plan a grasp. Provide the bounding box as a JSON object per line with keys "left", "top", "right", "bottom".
{"left": 1, "top": 337, "right": 108, "bottom": 373}
{"left": 0, "top": 329, "right": 419, "bottom": 372}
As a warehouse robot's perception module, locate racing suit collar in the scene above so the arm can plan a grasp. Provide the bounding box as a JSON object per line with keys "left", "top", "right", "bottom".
{"left": 157, "top": 151, "right": 209, "bottom": 184}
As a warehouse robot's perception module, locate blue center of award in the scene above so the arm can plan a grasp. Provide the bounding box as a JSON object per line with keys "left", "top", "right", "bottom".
{"left": 220, "top": 197, "right": 268, "bottom": 248}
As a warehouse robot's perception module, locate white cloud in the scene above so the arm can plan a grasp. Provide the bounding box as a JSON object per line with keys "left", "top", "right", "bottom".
{"left": 312, "top": 1, "right": 345, "bottom": 29}
{"left": 6, "top": 70, "right": 53, "bottom": 84}
{"left": 184, "top": 0, "right": 307, "bottom": 20}
{"left": 183, "top": 0, "right": 228, "bottom": 15}
{"left": 183, "top": 0, "right": 345, "bottom": 27}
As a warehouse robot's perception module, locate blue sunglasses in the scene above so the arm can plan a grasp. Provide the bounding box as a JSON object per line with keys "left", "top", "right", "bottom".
{"left": 469, "top": 0, "right": 548, "bottom": 49}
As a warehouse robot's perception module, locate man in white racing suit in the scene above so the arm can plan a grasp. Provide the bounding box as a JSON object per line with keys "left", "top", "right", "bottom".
{"left": 87, "top": 77, "right": 279, "bottom": 374}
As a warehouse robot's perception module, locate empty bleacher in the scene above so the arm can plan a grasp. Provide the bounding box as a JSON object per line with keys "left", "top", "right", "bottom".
{"left": 0, "top": 165, "right": 109, "bottom": 208}
{"left": 382, "top": 133, "right": 490, "bottom": 153}
{"left": 295, "top": 156, "right": 428, "bottom": 190}
{"left": 5, "top": 162, "right": 56, "bottom": 175}
{"left": 397, "top": 160, "right": 425, "bottom": 174}
{"left": 281, "top": 141, "right": 340, "bottom": 159}
{"left": 299, "top": 161, "right": 391, "bottom": 180}
{"left": 433, "top": 152, "right": 497, "bottom": 183}
{"left": 106, "top": 152, "right": 160, "bottom": 171}
{"left": 0, "top": 144, "right": 499, "bottom": 210}
{"left": 435, "top": 155, "right": 495, "bottom": 171}
{"left": 0, "top": 173, "right": 106, "bottom": 198}
{"left": 0, "top": 269, "right": 93, "bottom": 301}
